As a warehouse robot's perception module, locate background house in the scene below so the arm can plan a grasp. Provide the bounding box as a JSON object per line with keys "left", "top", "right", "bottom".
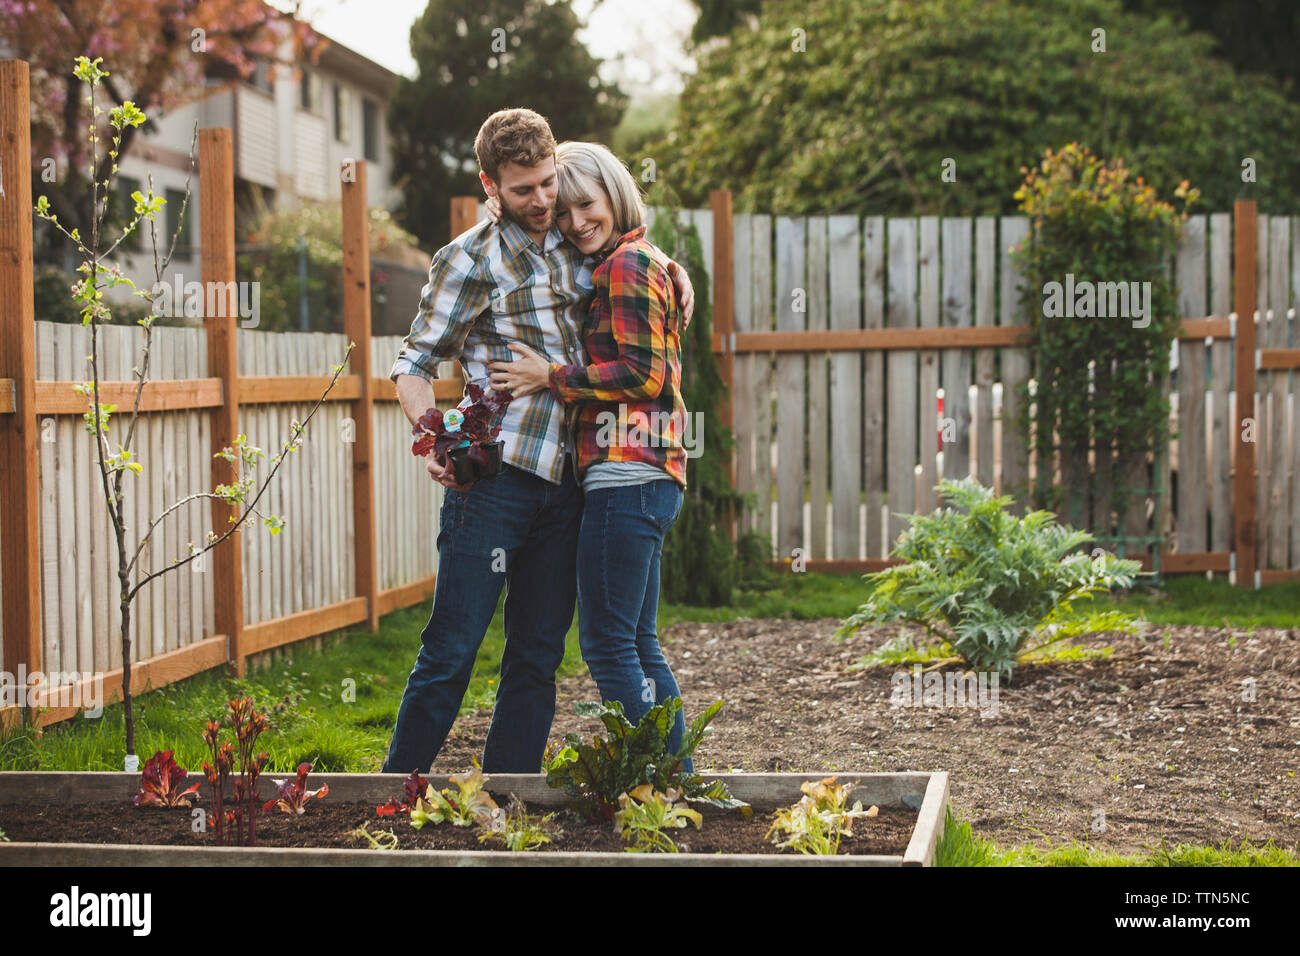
{"left": 114, "top": 33, "right": 424, "bottom": 333}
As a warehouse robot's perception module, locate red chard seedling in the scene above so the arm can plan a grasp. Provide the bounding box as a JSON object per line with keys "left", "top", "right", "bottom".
{"left": 133, "top": 749, "right": 202, "bottom": 808}
{"left": 263, "top": 762, "right": 329, "bottom": 815}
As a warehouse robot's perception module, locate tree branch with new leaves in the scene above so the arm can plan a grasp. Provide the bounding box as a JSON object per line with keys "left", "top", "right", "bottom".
{"left": 32, "top": 56, "right": 350, "bottom": 761}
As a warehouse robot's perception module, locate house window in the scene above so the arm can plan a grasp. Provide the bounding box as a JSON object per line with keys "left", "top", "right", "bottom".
{"left": 333, "top": 83, "right": 350, "bottom": 143}
{"left": 300, "top": 69, "right": 319, "bottom": 113}
{"left": 363, "top": 97, "right": 379, "bottom": 162}
{"left": 249, "top": 58, "right": 273, "bottom": 94}
{"left": 165, "top": 188, "right": 191, "bottom": 257}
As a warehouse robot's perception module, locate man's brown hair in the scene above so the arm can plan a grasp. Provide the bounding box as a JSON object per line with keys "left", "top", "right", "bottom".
{"left": 474, "top": 109, "right": 557, "bottom": 181}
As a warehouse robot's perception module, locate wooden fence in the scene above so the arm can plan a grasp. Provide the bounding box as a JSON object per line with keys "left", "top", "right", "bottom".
{"left": 0, "top": 59, "right": 472, "bottom": 728}
{"left": 646, "top": 195, "right": 1299, "bottom": 586}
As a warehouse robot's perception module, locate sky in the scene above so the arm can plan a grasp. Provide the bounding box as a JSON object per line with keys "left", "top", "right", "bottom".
{"left": 277, "top": 0, "right": 699, "bottom": 98}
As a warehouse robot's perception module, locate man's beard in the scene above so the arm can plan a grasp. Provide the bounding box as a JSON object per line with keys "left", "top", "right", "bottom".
{"left": 501, "top": 198, "right": 551, "bottom": 232}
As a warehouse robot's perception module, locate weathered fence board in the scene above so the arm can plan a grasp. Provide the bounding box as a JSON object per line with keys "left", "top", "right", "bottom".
{"left": 918, "top": 217, "right": 940, "bottom": 516}
{"left": 775, "top": 217, "right": 807, "bottom": 559}
{"left": 751, "top": 215, "right": 774, "bottom": 547}
{"left": 974, "top": 217, "right": 997, "bottom": 492}
{"left": 1209, "top": 213, "right": 1233, "bottom": 553}
{"left": 941, "top": 216, "right": 973, "bottom": 484}
{"left": 1264, "top": 217, "right": 1289, "bottom": 568}
{"left": 371, "top": 334, "right": 445, "bottom": 595}
{"left": 19, "top": 321, "right": 449, "bottom": 699}
{"left": 807, "top": 216, "right": 829, "bottom": 559}
{"left": 828, "top": 215, "right": 862, "bottom": 559}
{"left": 886, "top": 218, "right": 918, "bottom": 544}
{"left": 862, "top": 217, "right": 885, "bottom": 557}
{"left": 1177, "top": 214, "right": 1208, "bottom": 554}
{"left": 732, "top": 214, "right": 755, "bottom": 536}
{"left": 999, "top": 217, "right": 1032, "bottom": 516}
{"left": 1291, "top": 216, "right": 1300, "bottom": 568}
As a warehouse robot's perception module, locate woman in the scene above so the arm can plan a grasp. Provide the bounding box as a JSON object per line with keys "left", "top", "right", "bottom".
{"left": 486, "top": 141, "right": 693, "bottom": 765}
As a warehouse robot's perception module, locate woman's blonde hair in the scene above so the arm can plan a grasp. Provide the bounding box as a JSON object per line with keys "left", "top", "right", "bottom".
{"left": 555, "top": 141, "right": 646, "bottom": 237}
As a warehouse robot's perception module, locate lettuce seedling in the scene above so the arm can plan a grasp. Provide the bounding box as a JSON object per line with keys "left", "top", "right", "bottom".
{"left": 409, "top": 767, "right": 499, "bottom": 829}
{"left": 133, "top": 749, "right": 203, "bottom": 808}
{"left": 765, "top": 776, "right": 878, "bottom": 855}
{"left": 614, "top": 785, "right": 703, "bottom": 853}
{"left": 262, "top": 762, "right": 329, "bottom": 814}
{"left": 377, "top": 770, "right": 430, "bottom": 816}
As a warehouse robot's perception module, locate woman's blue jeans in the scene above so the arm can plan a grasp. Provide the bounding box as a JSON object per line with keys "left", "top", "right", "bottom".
{"left": 577, "top": 479, "right": 692, "bottom": 771}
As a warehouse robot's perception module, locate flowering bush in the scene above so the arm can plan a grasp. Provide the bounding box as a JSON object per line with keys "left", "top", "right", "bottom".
{"left": 1011, "top": 142, "right": 1198, "bottom": 526}
{"left": 238, "top": 201, "right": 427, "bottom": 332}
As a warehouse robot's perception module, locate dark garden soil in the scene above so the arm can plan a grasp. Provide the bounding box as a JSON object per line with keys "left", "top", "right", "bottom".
{"left": 0, "top": 802, "right": 916, "bottom": 856}
{"left": 430, "top": 617, "right": 1300, "bottom": 857}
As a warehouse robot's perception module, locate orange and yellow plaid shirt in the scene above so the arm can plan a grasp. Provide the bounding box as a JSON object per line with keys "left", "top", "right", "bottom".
{"left": 547, "top": 226, "right": 688, "bottom": 487}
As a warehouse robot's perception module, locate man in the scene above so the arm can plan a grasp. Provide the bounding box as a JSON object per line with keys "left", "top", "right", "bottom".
{"left": 383, "top": 108, "right": 693, "bottom": 774}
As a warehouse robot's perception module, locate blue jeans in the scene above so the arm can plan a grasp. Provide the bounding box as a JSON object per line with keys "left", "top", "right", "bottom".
{"left": 383, "top": 463, "right": 581, "bottom": 774}
{"left": 577, "top": 480, "right": 691, "bottom": 771}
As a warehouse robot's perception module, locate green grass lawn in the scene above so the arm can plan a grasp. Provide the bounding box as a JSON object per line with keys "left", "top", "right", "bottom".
{"left": 662, "top": 567, "right": 1300, "bottom": 630}
{"left": 2, "top": 570, "right": 1295, "bottom": 865}
{"left": 934, "top": 808, "right": 1298, "bottom": 867}
{"left": 0, "top": 592, "right": 586, "bottom": 775}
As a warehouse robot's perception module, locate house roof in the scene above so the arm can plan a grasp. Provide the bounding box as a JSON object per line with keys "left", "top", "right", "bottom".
{"left": 312, "top": 30, "right": 402, "bottom": 94}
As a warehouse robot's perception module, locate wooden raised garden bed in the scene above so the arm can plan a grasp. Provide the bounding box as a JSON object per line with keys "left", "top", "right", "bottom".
{"left": 0, "top": 770, "right": 949, "bottom": 866}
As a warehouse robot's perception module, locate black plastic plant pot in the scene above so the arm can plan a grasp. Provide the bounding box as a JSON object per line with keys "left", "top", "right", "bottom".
{"left": 447, "top": 441, "right": 504, "bottom": 483}
{"left": 480, "top": 440, "right": 503, "bottom": 478}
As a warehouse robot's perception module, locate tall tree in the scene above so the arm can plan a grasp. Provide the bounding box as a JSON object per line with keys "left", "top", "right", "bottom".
{"left": 1122, "top": 0, "right": 1300, "bottom": 96}
{"left": 651, "top": 0, "right": 1300, "bottom": 217}
{"left": 688, "top": 0, "right": 764, "bottom": 44}
{"left": 388, "top": 0, "right": 626, "bottom": 249}
{"left": 1, "top": 0, "right": 322, "bottom": 243}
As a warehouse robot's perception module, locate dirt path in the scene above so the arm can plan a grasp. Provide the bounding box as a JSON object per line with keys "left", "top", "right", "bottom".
{"left": 432, "top": 618, "right": 1300, "bottom": 855}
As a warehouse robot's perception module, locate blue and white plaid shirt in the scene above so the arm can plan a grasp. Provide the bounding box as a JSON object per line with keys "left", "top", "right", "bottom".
{"left": 390, "top": 216, "right": 594, "bottom": 484}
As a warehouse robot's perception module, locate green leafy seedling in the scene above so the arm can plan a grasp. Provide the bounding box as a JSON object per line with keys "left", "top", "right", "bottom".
{"left": 349, "top": 820, "right": 398, "bottom": 850}
{"left": 477, "top": 795, "right": 562, "bottom": 852}
{"left": 766, "top": 776, "right": 878, "bottom": 856}
{"left": 545, "top": 697, "right": 750, "bottom": 821}
{"left": 614, "top": 785, "right": 703, "bottom": 853}
{"left": 409, "top": 766, "right": 499, "bottom": 829}
{"left": 835, "top": 477, "right": 1143, "bottom": 680}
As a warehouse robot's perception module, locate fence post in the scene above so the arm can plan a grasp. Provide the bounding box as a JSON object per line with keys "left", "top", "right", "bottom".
{"left": 342, "top": 160, "right": 378, "bottom": 631}
{"left": 448, "top": 197, "right": 480, "bottom": 389}
{"left": 710, "top": 189, "right": 736, "bottom": 541}
{"left": 0, "top": 59, "right": 42, "bottom": 683}
{"left": 199, "top": 128, "right": 245, "bottom": 673}
{"left": 1232, "top": 199, "right": 1258, "bottom": 588}
{"left": 450, "top": 196, "right": 479, "bottom": 238}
